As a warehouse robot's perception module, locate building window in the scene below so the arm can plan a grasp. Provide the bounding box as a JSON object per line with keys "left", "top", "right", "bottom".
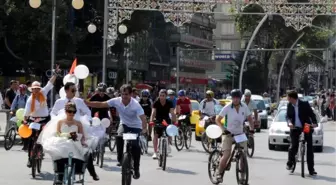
{"left": 221, "top": 63, "right": 228, "bottom": 72}
{"left": 221, "top": 4, "right": 231, "bottom": 14}
{"left": 152, "top": 71, "right": 157, "bottom": 78}
{"left": 221, "top": 42, "right": 232, "bottom": 53}
{"left": 221, "top": 23, "right": 235, "bottom": 35}
{"left": 241, "top": 40, "right": 246, "bottom": 49}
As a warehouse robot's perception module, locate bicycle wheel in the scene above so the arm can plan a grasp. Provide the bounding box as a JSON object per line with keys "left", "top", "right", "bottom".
{"left": 108, "top": 134, "right": 116, "bottom": 152}
{"left": 174, "top": 129, "right": 184, "bottom": 151}
{"left": 4, "top": 127, "right": 16, "bottom": 151}
{"left": 208, "top": 150, "right": 221, "bottom": 184}
{"left": 235, "top": 151, "right": 249, "bottom": 185}
{"left": 184, "top": 126, "right": 192, "bottom": 150}
{"left": 121, "top": 153, "right": 132, "bottom": 185}
{"left": 300, "top": 143, "right": 305, "bottom": 178}
{"left": 161, "top": 139, "right": 167, "bottom": 171}
{"left": 246, "top": 136, "right": 255, "bottom": 158}
{"left": 201, "top": 133, "right": 211, "bottom": 153}
{"left": 31, "top": 157, "right": 36, "bottom": 178}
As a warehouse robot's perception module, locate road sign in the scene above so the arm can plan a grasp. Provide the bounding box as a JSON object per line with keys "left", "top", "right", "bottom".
{"left": 214, "top": 54, "right": 232, "bottom": 60}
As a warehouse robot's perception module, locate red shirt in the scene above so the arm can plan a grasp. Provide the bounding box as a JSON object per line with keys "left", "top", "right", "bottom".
{"left": 177, "top": 98, "right": 191, "bottom": 114}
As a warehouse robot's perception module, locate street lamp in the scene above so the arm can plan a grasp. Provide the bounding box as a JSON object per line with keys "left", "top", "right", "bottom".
{"left": 118, "top": 24, "right": 127, "bottom": 34}
{"left": 29, "top": 0, "right": 84, "bottom": 107}
{"left": 29, "top": 0, "right": 41, "bottom": 9}
{"left": 87, "top": 23, "right": 97, "bottom": 34}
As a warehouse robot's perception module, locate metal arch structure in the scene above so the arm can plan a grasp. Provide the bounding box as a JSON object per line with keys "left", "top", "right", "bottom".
{"left": 102, "top": 0, "right": 336, "bottom": 83}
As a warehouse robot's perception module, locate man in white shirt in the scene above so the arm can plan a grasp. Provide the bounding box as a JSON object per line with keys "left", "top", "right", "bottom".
{"left": 199, "top": 90, "right": 219, "bottom": 116}
{"left": 51, "top": 82, "right": 91, "bottom": 121}
{"left": 214, "top": 89, "right": 254, "bottom": 183}
{"left": 23, "top": 74, "right": 57, "bottom": 168}
{"left": 241, "top": 89, "right": 259, "bottom": 128}
{"left": 85, "top": 84, "right": 147, "bottom": 180}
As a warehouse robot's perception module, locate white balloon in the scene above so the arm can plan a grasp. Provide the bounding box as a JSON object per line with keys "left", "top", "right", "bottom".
{"left": 59, "top": 87, "right": 66, "bottom": 99}
{"left": 29, "top": 0, "right": 41, "bottom": 8}
{"left": 205, "top": 125, "right": 222, "bottom": 139}
{"left": 101, "top": 118, "right": 110, "bottom": 128}
{"left": 74, "top": 65, "right": 90, "bottom": 79}
{"left": 72, "top": 0, "right": 84, "bottom": 9}
{"left": 166, "top": 125, "right": 178, "bottom": 137}
{"left": 118, "top": 24, "right": 127, "bottom": 34}
{"left": 63, "top": 74, "right": 79, "bottom": 85}
{"left": 92, "top": 117, "right": 101, "bottom": 126}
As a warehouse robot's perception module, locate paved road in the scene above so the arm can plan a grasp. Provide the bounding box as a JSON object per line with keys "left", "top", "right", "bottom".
{"left": 0, "top": 122, "right": 335, "bottom": 185}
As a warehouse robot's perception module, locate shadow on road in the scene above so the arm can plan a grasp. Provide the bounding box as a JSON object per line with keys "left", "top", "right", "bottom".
{"left": 252, "top": 156, "right": 287, "bottom": 162}
{"left": 103, "top": 165, "right": 121, "bottom": 172}
{"left": 322, "top": 146, "right": 335, "bottom": 154}
{"left": 166, "top": 167, "right": 197, "bottom": 175}
{"left": 103, "top": 157, "right": 118, "bottom": 163}
{"left": 312, "top": 174, "right": 336, "bottom": 182}
{"left": 33, "top": 172, "right": 54, "bottom": 181}
{"left": 183, "top": 148, "right": 207, "bottom": 154}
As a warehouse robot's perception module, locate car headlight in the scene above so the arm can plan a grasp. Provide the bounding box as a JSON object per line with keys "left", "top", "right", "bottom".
{"left": 314, "top": 129, "right": 322, "bottom": 135}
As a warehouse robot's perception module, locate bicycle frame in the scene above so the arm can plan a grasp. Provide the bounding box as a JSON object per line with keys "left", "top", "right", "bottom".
{"left": 63, "top": 153, "right": 75, "bottom": 185}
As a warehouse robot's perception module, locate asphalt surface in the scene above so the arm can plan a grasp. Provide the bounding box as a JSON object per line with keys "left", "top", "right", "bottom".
{"left": 0, "top": 122, "right": 335, "bottom": 185}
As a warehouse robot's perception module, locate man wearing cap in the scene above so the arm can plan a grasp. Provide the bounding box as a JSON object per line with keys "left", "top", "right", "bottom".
{"left": 23, "top": 72, "right": 57, "bottom": 168}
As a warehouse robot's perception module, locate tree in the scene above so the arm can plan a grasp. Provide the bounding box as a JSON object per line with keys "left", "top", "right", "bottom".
{"left": 1, "top": 0, "right": 99, "bottom": 74}
{"left": 233, "top": 2, "right": 335, "bottom": 90}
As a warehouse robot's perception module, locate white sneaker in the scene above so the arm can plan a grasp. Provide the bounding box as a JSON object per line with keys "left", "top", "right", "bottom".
{"left": 167, "top": 144, "right": 172, "bottom": 154}
{"left": 152, "top": 153, "right": 158, "bottom": 159}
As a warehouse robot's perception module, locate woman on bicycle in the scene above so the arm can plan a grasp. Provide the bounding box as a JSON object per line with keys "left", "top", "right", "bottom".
{"left": 149, "top": 89, "right": 176, "bottom": 159}
{"left": 23, "top": 71, "right": 57, "bottom": 168}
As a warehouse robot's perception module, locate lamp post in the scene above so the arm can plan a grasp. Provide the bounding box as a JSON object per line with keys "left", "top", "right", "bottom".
{"left": 29, "top": 0, "right": 84, "bottom": 106}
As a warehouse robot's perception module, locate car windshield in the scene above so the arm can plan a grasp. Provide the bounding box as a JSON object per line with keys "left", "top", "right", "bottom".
{"left": 254, "top": 100, "right": 266, "bottom": 110}
{"left": 264, "top": 99, "right": 269, "bottom": 105}
{"left": 191, "top": 101, "right": 199, "bottom": 111}
{"left": 304, "top": 96, "right": 313, "bottom": 101}
{"left": 215, "top": 105, "right": 224, "bottom": 115}
{"left": 275, "top": 109, "right": 320, "bottom": 122}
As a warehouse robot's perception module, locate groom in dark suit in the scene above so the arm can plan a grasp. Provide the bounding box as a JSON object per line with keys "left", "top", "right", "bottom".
{"left": 286, "top": 90, "right": 318, "bottom": 176}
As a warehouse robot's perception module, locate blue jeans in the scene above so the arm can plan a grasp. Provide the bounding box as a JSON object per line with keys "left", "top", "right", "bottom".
{"left": 116, "top": 124, "right": 142, "bottom": 171}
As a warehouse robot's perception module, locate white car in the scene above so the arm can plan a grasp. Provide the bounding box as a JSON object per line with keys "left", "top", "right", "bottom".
{"left": 251, "top": 95, "right": 268, "bottom": 130}
{"left": 268, "top": 107, "right": 325, "bottom": 152}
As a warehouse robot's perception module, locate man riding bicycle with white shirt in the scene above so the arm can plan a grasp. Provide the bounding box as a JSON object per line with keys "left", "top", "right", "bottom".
{"left": 199, "top": 90, "right": 219, "bottom": 117}
{"left": 85, "top": 84, "right": 147, "bottom": 180}
{"left": 215, "top": 89, "right": 254, "bottom": 183}
{"left": 241, "top": 89, "right": 259, "bottom": 130}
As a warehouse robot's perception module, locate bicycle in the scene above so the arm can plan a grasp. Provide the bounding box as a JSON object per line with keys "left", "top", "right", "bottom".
{"left": 108, "top": 120, "right": 119, "bottom": 152}
{"left": 290, "top": 125, "right": 313, "bottom": 178}
{"left": 94, "top": 137, "right": 106, "bottom": 168}
{"left": 174, "top": 115, "right": 192, "bottom": 151}
{"left": 139, "top": 133, "right": 148, "bottom": 155}
{"left": 153, "top": 122, "right": 169, "bottom": 171}
{"left": 208, "top": 131, "right": 249, "bottom": 185}
{"left": 28, "top": 119, "right": 46, "bottom": 179}
{"left": 121, "top": 133, "right": 138, "bottom": 185}
{"left": 201, "top": 115, "right": 218, "bottom": 154}
{"left": 4, "top": 119, "right": 20, "bottom": 150}
{"left": 244, "top": 124, "right": 255, "bottom": 158}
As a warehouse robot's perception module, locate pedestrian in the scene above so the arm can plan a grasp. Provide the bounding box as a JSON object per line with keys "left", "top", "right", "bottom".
{"left": 286, "top": 90, "right": 317, "bottom": 176}
{"left": 4, "top": 80, "right": 18, "bottom": 109}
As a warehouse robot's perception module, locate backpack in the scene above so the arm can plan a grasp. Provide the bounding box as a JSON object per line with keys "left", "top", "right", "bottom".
{"left": 203, "top": 99, "right": 217, "bottom": 109}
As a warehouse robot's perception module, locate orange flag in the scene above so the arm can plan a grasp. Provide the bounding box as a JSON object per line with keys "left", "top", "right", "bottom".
{"left": 69, "top": 58, "right": 77, "bottom": 74}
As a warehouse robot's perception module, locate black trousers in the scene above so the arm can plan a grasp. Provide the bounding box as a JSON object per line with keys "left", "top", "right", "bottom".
{"left": 55, "top": 153, "right": 96, "bottom": 180}
{"left": 116, "top": 124, "right": 141, "bottom": 171}
{"left": 287, "top": 129, "right": 315, "bottom": 172}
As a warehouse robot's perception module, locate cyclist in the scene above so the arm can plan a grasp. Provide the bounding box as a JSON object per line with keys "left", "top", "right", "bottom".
{"left": 139, "top": 89, "right": 153, "bottom": 141}
{"left": 149, "top": 89, "right": 176, "bottom": 159}
{"left": 215, "top": 89, "right": 254, "bottom": 182}
{"left": 132, "top": 88, "right": 141, "bottom": 102}
{"left": 23, "top": 73, "right": 57, "bottom": 168}
{"left": 85, "top": 84, "right": 147, "bottom": 179}
{"left": 10, "top": 84, "right": 29, "bottom": 150}
{"left": 89, "top": 83, "right": 112, "bottom": 120}
{"left": 176, "top": 90, "right": 192, "bottom": 125}
{"left": 199, "top": 90, "right": 219, "bottom": 116}
{"left": 167, "top": 89, "right": 177, "bottom": 108}
{"left": 241, "top": 89, "right": 259, "bottom": 129}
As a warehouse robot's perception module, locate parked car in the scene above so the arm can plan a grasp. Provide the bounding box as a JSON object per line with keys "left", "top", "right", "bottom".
{"left": 268, "top": 107, "right": 325, "bottom": 152}
{"left": 190, "top": 100, "right": 201, "bottom": 130}
{"left": 251, "top": 95, "right": 268, "bottom": 130}
{"left": 264, "top": 97, "right": 272, "bottom": 114}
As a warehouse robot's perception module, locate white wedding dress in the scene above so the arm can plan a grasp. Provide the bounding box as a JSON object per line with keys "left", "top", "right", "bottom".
{"left": 37, "top": 114, "right": 103, "bottom": 161}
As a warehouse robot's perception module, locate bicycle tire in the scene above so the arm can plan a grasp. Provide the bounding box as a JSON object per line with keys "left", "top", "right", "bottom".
{"left": 31, "top": 158, "right": 36, "bottom": 178}
{"left": 121, "top": 153, "right": 132, "bottom": 185}
{"left": 184, "top": 126, "right": 192, "bottom": 150}
{"left": 174, "top": 129, "right": 184, "bottom": 151}
{"left": 208, "top": 150, "right": 221, "bottom": 185}
{"left": 247, "top": 136, "right": 255, "bottom": 158}
{"left": 201, "top": 133, "right": 211, "bottom": 153}
{"left": 162, "top": 139, "right": 167, "bottom": 171}
{"left": 235, "top": 151, "right": 249, "bottom": 185}
{"left": 4, "top": 127, "right": 16, "bottom": 151}
{"left": 300, "top": 143, "right": 305, "bottom": 178}
{"left": 108, "top": 134, "right": 116, "bottom": 152}
{"left": 37, "top": 146, "right": 43, "bottom": 173}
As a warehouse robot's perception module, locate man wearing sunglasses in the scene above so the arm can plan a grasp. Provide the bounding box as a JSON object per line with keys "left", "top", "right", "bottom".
{"left": 85, "top": 84, "right": 147, "bottom": 180}
{"left": 50, "top": 82, "right": 91, "bottom": 121}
